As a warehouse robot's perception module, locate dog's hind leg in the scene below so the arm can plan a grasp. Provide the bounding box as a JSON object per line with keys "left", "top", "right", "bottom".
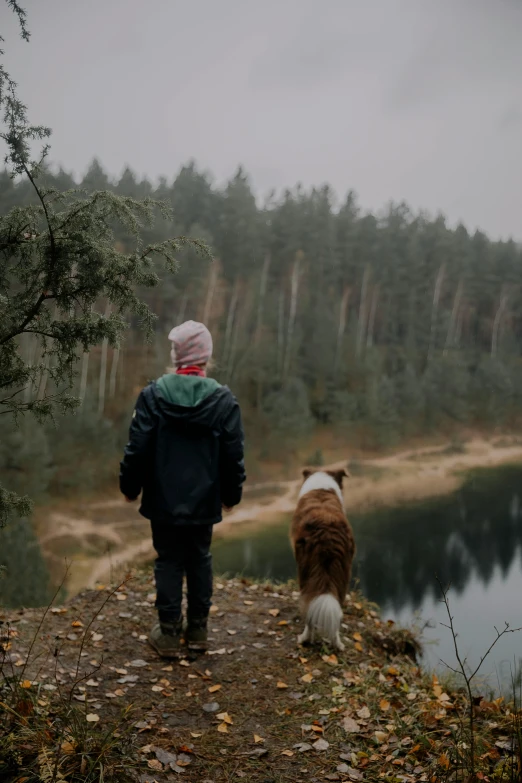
{"left": 297, "top": 624, "right": 311, "bottom": 646}
{"left": 334, "top": 630, "right": 345, "bottom": 651}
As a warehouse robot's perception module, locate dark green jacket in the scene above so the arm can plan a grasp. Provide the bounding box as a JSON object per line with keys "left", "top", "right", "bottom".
{"left": 119, "top": 374, "right": 246, "bottom": 524}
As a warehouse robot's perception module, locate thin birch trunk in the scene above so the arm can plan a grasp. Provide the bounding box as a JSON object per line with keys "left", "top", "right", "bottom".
{"left": 277, "top": 289, "right": 285, "bottom": 380}
{"left": 443, "top": 279, "right": 464, "bottom": 356}
{"left": 455, "top": 307, "right": 464, "bottom": 348}
{"left": 109, "top": 347, "right": 120, "bottom": 398}
{"left": 24, "top": 333, "right": 39, "bottom": 403}
{"left": 491, "top": 287, "right": 509, "bottom": 358}
{"left": 283, "top": 254, "right": 301, "bottom": 382}
{"left": 256, "top": 253, "right": 271, "bottom": 340}
{"left": 98, "top": 302, "right": 112, "bottom": 416}
{"left": 79, "top": 351, "right": 90, "bottom": 405}
{"left": 366, "top": 285, "right": 380, "bottom": 348}
{"left": 176, "top": 292, "right": 188, "bottom": 325}
{"left": 356, "top": 264, "right": 371, "bottom": 358}
{"left": 255, "top": 254, "right": 271, "bottom": 409}
{"left": 428, "top": 263, "right": 446, "bottom": 362}
{"left": 223, "top": 280, "right": 240, "bottom": 378}
{"left": 334, "top": 286, "right": 351, "bottom": 375}
{"left": 203, "top": 262, "right": 218, "bottom": 325}
{"left": 227, "top": 298, "right": 244, "bottom": 382}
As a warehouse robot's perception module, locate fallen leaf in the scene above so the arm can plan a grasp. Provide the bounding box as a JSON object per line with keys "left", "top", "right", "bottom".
{"left": 61, "top": 740, "right": 76, "bottom": 754}
{"left": 322, "top": 654, "right": 338, "bottom": 666}
{"left": 71, "top": 620, "right": 84, "bottom": 628}
{"left": 374, "top": 730, "right": 388, "bottom": 743}
{"left": 352, "top": 632, "right": 362, "bottom": 642}
{"left": 115, "top": 593, "right": 127, "bottom": 601}
{"left": 191, "top": 732, "right": 202, "bottom": 738}
{"left": 281, "top": 750, "right": 294, "bottom": 757}
{"left": 254, "top": 734, "right": 264, "bottom": 743}
{"left": 313, "top": 738, "right": 329, "bottom": 751}
{"left": 268, "top": 609, "right": 280, "bottom": 617}
{"left": 354, "top": 642, "right": 363, "bottom": 652}
{"left": 151, "top": 685, "right": 164, "bottom": 692}
{"left": 353, "top": 602, "right": 362, "bottom": 610}
{"left": 277, "top": 681, "right": 289, "bottom": 689}
{"left": 357, "top": 705, "right": 370, "bottom": 719}
{"left": 115, "top": 668, "right": 128, "bottom": 675}
{"left": 130, "top": 659, "right": 148, "bottom": 667}
{"left": 301, "top": 673, "right": 313, "bottom": 683}
{"left": 217, "top": 722, "right": 228, "bottom": 733}
{"left": 277, "top": 620, "right": 289, "bottom": 626}
{"left": 379, "top": 699, "right": 390, "bottom": 712}
{"left": 162, "top": 665, "right": 173, "bottom": 672}
{"left": 227, "top": 629, "right": 237, "bottom": 636}
{"left": 388, "top": 666, "right": 399, "bottom": 676}
{"left": 217, "top": 712, "right": 233, "bottom": 725}
{"left": 114, "top": 689, "right": 125, "bottom": 697}
{"left": 294, "top": 742, "right": 313, "bottom": 752}
{"left": 20, "top": 680, "right": 32, "bottom": 689}
{"left": 438, "top": 753, "right": 450, "bottom": 770}
{"left": 85, "top": 679, "right": 99, "bottom": 687}
{"left": 51, "top": 607, "right": 67, "bottom": 614}
{"left": 179, "top": 660, "right": 190, "bottom": 667}
{"left": 154, "top": 748, "right": 178, "bottom": 766}
{"left": 209, "top": 684, "right": 222, "bottom": 693}
{"left": 243, "top": 600, "right": 253, "bottom": 606}
{"left": 86, "top": 714, "right": 100, "bottom": 723}
{"left": 341, "top": 717, "right": 360, "bottom": 733}
{"left": 91, "top": 633, "right": 103, "bottom": 642}
{"left": 147, "top": 759, "right": 163, "bottom": 771}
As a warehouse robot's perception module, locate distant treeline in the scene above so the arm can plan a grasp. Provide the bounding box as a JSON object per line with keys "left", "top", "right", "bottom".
{"left": 2, "top": 158, "right": 522, "bottom": 605}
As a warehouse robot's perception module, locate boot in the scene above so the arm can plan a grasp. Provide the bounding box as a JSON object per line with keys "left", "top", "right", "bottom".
{"left": 148, "top": 619, "right": 183, "bottom": 658}
{"left": 185, "top": 617, "right": 208, "bottom": 652}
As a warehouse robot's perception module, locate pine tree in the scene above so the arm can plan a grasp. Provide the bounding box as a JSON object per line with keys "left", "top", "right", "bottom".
{"left": 0, "top": 3, "right": 210, "bottom": 523}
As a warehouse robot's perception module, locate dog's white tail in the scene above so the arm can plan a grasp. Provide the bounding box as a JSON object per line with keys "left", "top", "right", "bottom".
{"left": 306, "top": 594, "right": 343, "bottom": 645}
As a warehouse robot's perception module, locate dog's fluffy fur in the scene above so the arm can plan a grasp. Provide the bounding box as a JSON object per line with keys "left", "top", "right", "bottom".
{"left": 290, "top": 467, "right": 355, "bottom": 650}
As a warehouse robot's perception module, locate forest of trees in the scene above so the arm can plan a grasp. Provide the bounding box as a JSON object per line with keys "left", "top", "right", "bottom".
{"left": 1, "top": 158, "right": 522, "bottom": 603}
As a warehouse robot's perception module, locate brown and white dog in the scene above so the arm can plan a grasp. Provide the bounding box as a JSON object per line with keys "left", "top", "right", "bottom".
{"left": 290, "top": 467, "right": 355, "bottom": 650}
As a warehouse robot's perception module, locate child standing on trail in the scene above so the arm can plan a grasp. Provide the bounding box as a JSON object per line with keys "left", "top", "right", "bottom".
{"left": 120, "top": 320, "right": 246, "bottom": 657}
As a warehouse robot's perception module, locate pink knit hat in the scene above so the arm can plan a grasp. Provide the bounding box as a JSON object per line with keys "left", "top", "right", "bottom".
{"left": 168, "top": 320, "right": 213, "bottom": 367}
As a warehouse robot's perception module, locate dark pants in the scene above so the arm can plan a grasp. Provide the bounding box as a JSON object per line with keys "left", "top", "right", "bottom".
{"left": 151, "top": 523, "right": 213, "bottom": 625}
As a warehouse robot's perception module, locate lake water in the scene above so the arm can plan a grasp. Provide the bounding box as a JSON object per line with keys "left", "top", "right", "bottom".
{"left": 212, "top": 464, "right": 522, "bottom": 694}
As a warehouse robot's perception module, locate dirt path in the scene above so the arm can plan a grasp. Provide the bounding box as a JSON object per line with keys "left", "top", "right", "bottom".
{"left": 38, "top": 436, "right": 522, "bottom": 594}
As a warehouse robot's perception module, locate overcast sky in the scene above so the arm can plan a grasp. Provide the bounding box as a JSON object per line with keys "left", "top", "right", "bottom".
{"left": 3, "top": 0, "right": 522, "bottom": 239}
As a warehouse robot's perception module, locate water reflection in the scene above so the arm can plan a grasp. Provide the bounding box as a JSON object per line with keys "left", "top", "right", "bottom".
{"left": 353, "top": 467, "right": 522, "bottom": 614}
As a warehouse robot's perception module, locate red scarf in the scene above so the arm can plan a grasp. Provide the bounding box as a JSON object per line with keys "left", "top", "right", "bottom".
{"left": 176, "top": 366, "right": 206, "bottom": 377}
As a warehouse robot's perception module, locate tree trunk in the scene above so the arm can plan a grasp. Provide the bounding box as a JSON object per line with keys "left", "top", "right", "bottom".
{"left": 277, "top": 288, "right": 285, "bottom": 380}
{"left": 334, "top": 286, "right": 351, "bottom": 376}
{"left": 366, "top": 285, "right": 380, "bottom": 348}
{"left": 256, "top": 253, "right": 271, "bottom": 340}
{"left": 203, "top": 262, "right": 218, "bottom": 325}
{"left": 109, "top": 347, "right": 120, "bottom": 398}
{"left": 223, "top": 279, "right": 240, "bottom": 378}
{"left": 79, "top": 351, "right": 90, "bottom": 405}
{"left": 256, "top": 254, "right": 271, "bottom": 409}
{"left": 356, "top": 264, "right": 371, "bottom": 358}
{"left": 283, "top": 253, "right": 302, "bottom": 382}
{"left": 443, "top": 279, "right": 464, "bottom": 356}
{"left": 428, "top": 263, "right": 446, "bottom": 362}
{"left": 98, "top": 302, "right": 112, "bottom": 416}
{"left": 176, "top": 292, "right": 188, "bottom": 325}
{"left": 491, "top": 287, "right": 509, "bottom": 358}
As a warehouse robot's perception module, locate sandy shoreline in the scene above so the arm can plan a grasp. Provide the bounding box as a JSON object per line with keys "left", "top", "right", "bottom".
{"left": 36, "top": 436, "right": 522, "bottom": 593}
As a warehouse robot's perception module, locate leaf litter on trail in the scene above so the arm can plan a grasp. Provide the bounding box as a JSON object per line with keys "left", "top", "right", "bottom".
{"left": 208, "top": 683, "right": 222, "bottom": 693}
{"left": 216, "top": 712, "right": 233, "bottom": 725}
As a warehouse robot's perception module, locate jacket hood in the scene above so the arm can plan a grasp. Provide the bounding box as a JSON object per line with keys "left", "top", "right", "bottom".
{"left": 154, "top": 374, "right": 228, "bottom": 427}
